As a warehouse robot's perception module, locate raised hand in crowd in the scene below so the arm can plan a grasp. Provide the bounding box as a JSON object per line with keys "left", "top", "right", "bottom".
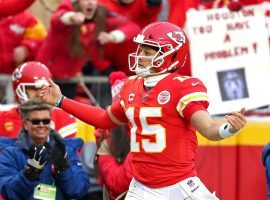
{"left": 62, "top": 11, "right": 86, "bottom": 25}
{"left": 97, "top": 31, "right": 124, "bottom": 45}
{"left": 48, "top": 134, "right": 71, "bottom": 174}
{"left": 24, "top": 143, "right": 50, "bottom": 181}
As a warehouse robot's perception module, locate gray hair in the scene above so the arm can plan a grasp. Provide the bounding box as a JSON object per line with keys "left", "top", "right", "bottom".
{"left": 19, "top": 99, "right": 52, "bottom": 121}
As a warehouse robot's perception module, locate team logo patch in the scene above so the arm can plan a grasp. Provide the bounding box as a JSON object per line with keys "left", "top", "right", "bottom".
{"left": 187, "top": 180, "right": 195, "bottom": 187}
{"left": 4, "top": 122, "right": 14, "bottom": 131}
{"left": 12, "top": 68, "right": 22, "bottom": 81}
{"left": 157, "top": 90, "right": 170, "bottom": 105}
{"left": 167, "top": 31, "right": 186, "bottom": 47}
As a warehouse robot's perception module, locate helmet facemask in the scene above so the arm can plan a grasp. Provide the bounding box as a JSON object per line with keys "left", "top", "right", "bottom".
{"left": 129, "top": 34, "right": 180, "bottom": 77}
{"left": 15, "top": 79, "right": 49, "bottom": 103}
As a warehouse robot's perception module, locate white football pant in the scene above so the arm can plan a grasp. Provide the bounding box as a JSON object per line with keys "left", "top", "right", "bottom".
{"left": 125, "top": 176, "right": 219, "bottom": 200}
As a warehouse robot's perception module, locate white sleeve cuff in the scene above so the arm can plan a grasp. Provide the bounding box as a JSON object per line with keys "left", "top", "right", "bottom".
{"left": 60, "top": 12, "right": 76, "bottom": 25}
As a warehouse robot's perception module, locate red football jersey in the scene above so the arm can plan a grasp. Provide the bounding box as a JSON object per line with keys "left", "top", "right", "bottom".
{"left": 110, "top": 73, "right": 209, "bottom": 188}
{"left": 0, "top": 106, "right": 77, "bottom": 138}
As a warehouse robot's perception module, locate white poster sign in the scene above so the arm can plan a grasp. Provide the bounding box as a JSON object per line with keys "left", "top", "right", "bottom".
{"left": 186, "top": 5, "right": 270, "bottom": 115}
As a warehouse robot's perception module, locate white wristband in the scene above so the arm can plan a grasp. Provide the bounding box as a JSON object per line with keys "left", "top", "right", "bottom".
{"left": 219, "top": 123, "right": 235, "bottom": 139}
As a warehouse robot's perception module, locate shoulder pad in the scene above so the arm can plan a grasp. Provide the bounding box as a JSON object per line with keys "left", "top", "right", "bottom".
{"left": 128, "top": 75, "right": 140, "bottom": 80}
{"left": 173, "top": 75, "right": 204, "bottom": 87}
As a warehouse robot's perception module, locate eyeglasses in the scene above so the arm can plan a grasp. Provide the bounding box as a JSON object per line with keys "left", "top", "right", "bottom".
{"left": 27, "top": 119, "right": 51, "bottom": 125}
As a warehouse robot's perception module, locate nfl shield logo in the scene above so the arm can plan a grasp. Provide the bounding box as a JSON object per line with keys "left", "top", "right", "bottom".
{"left": 187, "top": 180, "right": 195, "bottom": 187}
{"left": 141, "top": 94, "right": 148, "bottom": 102}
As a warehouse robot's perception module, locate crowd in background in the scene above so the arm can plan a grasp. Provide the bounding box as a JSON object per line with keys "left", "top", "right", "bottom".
{"left": 0, "top": 0, "right": 269, "bottom": 200}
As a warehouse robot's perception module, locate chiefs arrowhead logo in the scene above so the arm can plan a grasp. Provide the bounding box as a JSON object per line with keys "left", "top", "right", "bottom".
{"left": 11, "top": 68, "right": 22, "bottom": 81}
{"left": 167, "top": 31, "right": 186, "bottom": 47}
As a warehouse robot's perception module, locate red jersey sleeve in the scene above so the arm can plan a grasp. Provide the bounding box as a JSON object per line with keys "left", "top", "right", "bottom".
{"left": 109, "top": 100, "right": 129, "bottom": 125}
{"left": 61, "top": 98, "right": 117, "bottom": 129}
{"left": 175, "top": 77, "right": 209, "bottom": 121}
{"left": 51, "top": 108, "right": 77, "bottom": 138}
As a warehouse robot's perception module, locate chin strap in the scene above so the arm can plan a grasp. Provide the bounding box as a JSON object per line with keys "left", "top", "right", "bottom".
{"left": 144, "top": 73, "right": 170, "bottom": 88}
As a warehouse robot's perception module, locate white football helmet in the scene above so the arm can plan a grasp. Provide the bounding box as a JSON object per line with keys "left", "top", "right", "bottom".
{"left": 12, "top": 61, "right": 51, "bottom": 103}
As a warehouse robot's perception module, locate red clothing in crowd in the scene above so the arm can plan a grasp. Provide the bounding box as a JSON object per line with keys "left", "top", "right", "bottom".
{"left": 36, "top": 0, "right": 140, "bottom": 79}
{"left": 0, "top": 0, "right": 35, "bottom": 18}
{"left": 0, "top": 11, "right": 46, "bottom": 74}
{"left": 0, "top": 106, "right": 77, "bottom": 139}
{"left": 98, "top": 153, "right": 133, "bottom": 200}
{"left": 99, "top": 0, "right": 162, "bottom": 28}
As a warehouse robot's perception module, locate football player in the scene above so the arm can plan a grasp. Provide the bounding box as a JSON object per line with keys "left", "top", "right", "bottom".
{"left": 0, "top": 61, "right": 77, "bottom": 138}
{"left": 40, "top": 22, "right": 246, "bottom": 200}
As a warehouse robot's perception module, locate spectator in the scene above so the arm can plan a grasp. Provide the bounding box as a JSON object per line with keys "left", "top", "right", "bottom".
{"left": 262, "top": 142, "right": 270, "bottom": 200}
{"left": 0, "top": 61, "right": 77, "bottom": 138}
{"left": 99, "top": 0, "right": 162, "bottom": 28}
{"left": 95, "top": 71, "right": 132, "bottom": 200}
{"left": 79, "top": 72, "right": 130, "bottom": 200}
{"left": 0, "top": 0, "right": 36, "bottom": 18}
{"left": 0, "top": 11, "right": 46, "bottom": 74}
{"left": 0, "top": 99, "right": 90, "bottom": 200}
{"left": 96, "top": 126, "right": 132, "bottom": 200}
{"left": 36, "top": 0, "right": 140, "bottom": 99}
{"left": 40, "top": 22, "right": 247, "bottom": 200}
